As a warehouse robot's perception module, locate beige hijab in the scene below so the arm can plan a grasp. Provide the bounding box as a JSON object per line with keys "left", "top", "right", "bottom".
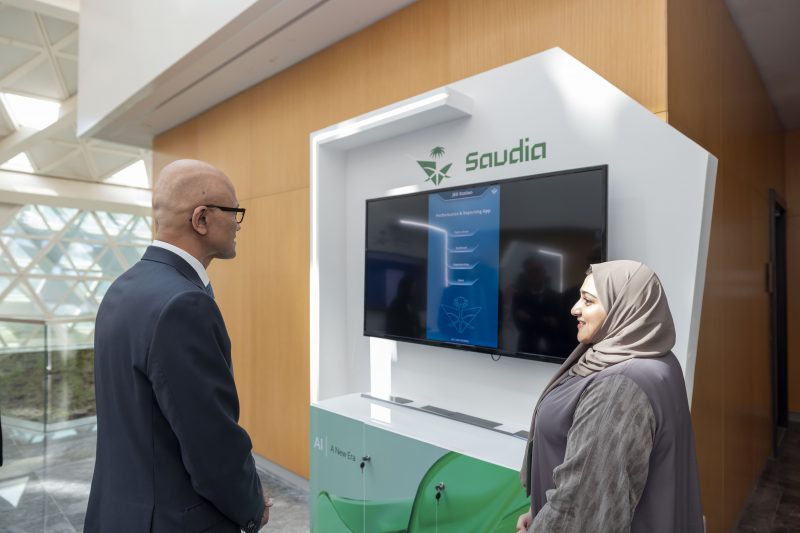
{"left": 520, "top": 260, "right": 676, "bottom": 493}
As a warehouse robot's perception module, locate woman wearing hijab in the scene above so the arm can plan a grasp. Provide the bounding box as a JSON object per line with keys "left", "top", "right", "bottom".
{"left": 516, "top": 260, "right": 703, "bottom": 533}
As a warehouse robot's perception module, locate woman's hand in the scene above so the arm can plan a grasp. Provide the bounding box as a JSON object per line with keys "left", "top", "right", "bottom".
{"left": 516, "top": 508, "right": 533, "bottom": 532}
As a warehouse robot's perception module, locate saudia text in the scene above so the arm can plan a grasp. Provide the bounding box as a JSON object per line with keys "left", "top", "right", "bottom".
{"left": 466, "top": 139, "right": 547, "bottom": 172}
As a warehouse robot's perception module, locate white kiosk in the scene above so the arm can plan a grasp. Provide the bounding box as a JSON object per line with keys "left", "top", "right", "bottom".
{"left": 309, "top": 48, "right": 717, "bottom": 532}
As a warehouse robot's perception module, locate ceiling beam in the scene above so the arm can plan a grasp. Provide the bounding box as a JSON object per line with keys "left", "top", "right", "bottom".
{"left": 0, "top": 36, "right": 44, "bottom": 53}
{"left": 1, "top": 0, "right": 79, "bottom": 24}
{"left": 35, "top": 144, "right": 80, "bottom": 174}
{"left": 0, "top": 167, "right": 152, "bottom": 215}
{"left": 33, "top": 12, "right": 70, "bottom": 99}
{"left": 0, "top": 94, "right": 76, "bottom": 164}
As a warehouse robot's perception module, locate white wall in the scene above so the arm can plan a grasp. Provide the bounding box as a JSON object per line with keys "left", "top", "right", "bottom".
{"left": 312, "top": 49, "right": 716, "bottom": 430}
{"left": 77, "top": 0, "right": 260, "bottom": 137}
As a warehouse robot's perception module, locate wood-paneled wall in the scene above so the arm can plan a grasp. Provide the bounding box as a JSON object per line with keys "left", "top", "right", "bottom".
{"left": 787, "top": 130, "right": 800, "bottom": 414}
{"left": 154, "top": 0, "right": 668, "bottom": 479}
{"left": 668, "top": 1, "right": 786, "bottom": 531}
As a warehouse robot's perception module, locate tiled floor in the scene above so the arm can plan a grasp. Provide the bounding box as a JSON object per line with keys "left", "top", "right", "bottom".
{"left": 4, "top": 419, "right": 798, "bottom": 532}
{"left": 735, "top": 421, "right": 800, "bottom": 532}
{"left": 0, "top": 422, "right": 309, "bottom": 532}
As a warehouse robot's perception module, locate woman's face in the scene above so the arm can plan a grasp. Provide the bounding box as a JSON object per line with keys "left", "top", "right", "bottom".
{"left": 571, "top": 274, "right": 608, "bottom": 344}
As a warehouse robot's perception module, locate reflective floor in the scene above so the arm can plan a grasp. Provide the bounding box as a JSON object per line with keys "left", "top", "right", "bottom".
{"left": 0, "top": 421, "right": 309, "bottom": 532}
{"left": 4, "top": 420, "right": 798, "bottom": 531}
{"left": 735, "top": 420, "right": 800, "bottom": 532}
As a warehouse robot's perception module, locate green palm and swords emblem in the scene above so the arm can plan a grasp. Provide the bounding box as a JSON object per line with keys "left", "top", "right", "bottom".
{"left": 417, "top": 146, "right": 453, "bottom": 186}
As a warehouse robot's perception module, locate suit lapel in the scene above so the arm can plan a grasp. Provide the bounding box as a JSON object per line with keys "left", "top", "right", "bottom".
{"left": 141, "top": 246, "right": 205, "bottom": 291}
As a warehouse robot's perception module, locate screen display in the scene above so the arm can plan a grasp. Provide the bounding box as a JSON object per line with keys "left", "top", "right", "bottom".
{"left": 364, "top": 166, "right": 607, "bottom": 362}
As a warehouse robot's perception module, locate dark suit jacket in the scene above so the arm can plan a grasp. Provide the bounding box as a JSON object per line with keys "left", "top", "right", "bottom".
{"left": 85, "top": 246, "right": 263, "bottom": 533}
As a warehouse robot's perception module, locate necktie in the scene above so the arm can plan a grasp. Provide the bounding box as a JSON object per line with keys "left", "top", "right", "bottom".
{"left": 205, "top": 283, "right": 215, "bottom": 299}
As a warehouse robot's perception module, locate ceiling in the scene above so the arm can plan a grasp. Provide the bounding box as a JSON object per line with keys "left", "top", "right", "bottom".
{"left": 80, "top": 0, "right": 417, "bottom": 147}
{"left": 0, "top": 0, "right": 151, "bottom": 187}
{"left": 726, "top": 0, "right": 800, "bottom": 129}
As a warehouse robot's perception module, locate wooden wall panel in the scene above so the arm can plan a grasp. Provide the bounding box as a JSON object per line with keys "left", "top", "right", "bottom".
{"left": 719, "top": 170, "right": 773, "bottom": 524}
{"left": 248, "top": 0, "right": 452, "bottom": 199}
{"left": 787, "top": 130, "right": 800, "bottom": 413}
{"left": 691, "top": 173, "right": 727, "bottom": 527}
{"left": 665, "top": 0, "right": 723, "bottom": 155}
{"left": 238, "top": 0, "right": 671, "bottom": 199}
{"left": 196, "top": 89, "right": 256, "bottom": 201}
{"left": 719, "top": 15, "right": 785, "bottom": 196}
{"left": 152, "top": 120, "right": 199, "bottom": 173}
{"left": 206, "top": 198, "right": 256, "bottom": 431}
{"left": 155, "top": 0, "right": 669, "bottom": 479}
{"left": 668, "top": 1, "right": 786, "bottom": 531}
{"left": 207, "top": 190, "right": 310, "bottom": 473}
{"left": 448, "top": 0, "right": 667, "bottom": 113}
{"left": 244, "top": 189, "right": 310, "bottom": 471}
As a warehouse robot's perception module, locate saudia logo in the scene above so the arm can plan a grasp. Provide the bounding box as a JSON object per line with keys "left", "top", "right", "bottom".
{"left": 417, "top": 146, "right": 453, "bottom": 186}
{"left": 466, "top": 138, "right": 547, "bottom": 172}
{"left": 416, "top": 139, "right": 547, "bottom": 185}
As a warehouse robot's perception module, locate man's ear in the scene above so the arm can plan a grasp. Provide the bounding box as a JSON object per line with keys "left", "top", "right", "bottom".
{"left": 191, "top": 206, "right": 209, "bottom": 235}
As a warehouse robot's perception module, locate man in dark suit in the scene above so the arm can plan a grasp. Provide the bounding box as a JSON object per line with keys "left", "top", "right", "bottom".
{"left": 85, "top": 160, "right": 271, "bottom": 532}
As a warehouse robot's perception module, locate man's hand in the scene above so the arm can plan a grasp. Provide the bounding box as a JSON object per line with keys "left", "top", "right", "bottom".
{"left": 259, "top": 497, "right": 273, "bottom": 529}
{"left": 516, "top": 508, "right": 533, "bottom": 533}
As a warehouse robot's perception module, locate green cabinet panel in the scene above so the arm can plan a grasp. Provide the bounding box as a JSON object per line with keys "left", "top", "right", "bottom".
{"left": 363, "top": 424, "right": 447, "bottom": 532}
{"left": 310, "top": 405, "right": 529, "bottom": 532}
{"left": 407, "top": 452, "right": 529, "bottom": 532}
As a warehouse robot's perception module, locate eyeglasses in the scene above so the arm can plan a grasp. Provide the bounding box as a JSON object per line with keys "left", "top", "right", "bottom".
{"left": 205, "top": 205, "right": 246, "bottom": 223}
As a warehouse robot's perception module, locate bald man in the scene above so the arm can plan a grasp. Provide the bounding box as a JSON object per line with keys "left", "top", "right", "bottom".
{"left": 85, "top": 160, "right": 271, "bottom": 533}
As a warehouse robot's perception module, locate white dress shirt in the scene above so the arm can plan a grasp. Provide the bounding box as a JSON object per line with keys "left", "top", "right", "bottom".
{"left": 151, "top": 240, "right": 210, "bottom": 288}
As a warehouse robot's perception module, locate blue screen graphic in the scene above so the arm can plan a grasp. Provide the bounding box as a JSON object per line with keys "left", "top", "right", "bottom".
{"left": 426, "top": 186, "right": 500, "bottom": 348}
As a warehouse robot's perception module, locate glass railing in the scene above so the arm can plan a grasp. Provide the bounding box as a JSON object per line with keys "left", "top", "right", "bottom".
{"left": 46, "top": 319, "right": 97, "bottom": 426}
{"left": 0, "top": 317, "right": 96, "bottom": 531}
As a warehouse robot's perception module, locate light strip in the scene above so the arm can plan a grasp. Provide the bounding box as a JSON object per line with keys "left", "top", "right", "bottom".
{"left": 310, "top": 135, "right": 320, "bottom": 404}
{"left": 314, "top": 92, "right": 449, "bottom": 144}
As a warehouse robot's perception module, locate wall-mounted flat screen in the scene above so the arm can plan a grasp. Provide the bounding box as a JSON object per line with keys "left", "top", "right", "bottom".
{"left": 364, "top": 165, "right": 607, "bottom": 363}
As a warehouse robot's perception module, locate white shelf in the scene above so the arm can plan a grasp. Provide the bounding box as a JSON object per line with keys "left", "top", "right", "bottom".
{"left": 313, "top": 393, "right": 526, "bottom": 470}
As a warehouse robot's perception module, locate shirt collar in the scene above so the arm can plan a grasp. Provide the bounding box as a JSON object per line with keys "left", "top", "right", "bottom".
{"left": 151, "top": 240, "right": 210, "bottom": 287}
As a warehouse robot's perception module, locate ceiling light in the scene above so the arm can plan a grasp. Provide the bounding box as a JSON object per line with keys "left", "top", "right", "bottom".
{"left": 0, "top": 93, "right": 61, "bottom": 130}
{"left": 105, "top": 160, "right": 149, "bottom": 188}
{"left": 0, "top": 153, "right": 34, "bottom": 172}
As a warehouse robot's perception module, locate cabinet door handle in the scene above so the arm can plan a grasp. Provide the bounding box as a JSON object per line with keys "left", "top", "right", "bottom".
{"left": 435, "top": 481, "right": 445, "bottom": 500}
{"left": 360, "top": 455, "right": 371, "bottom": 470}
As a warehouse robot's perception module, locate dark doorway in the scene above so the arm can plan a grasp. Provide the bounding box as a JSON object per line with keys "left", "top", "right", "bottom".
{"left": 769, "top": 189, "right": 788, "bottom": 456}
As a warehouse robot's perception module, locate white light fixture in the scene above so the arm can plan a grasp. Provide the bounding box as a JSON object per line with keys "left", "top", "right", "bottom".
{"left": 105, "top": 160, "right": 149, "bottom": 188}
{"left": 0, "top": 153, "right": 34, "bottom": 172}
{"left": 0, "top": 92, "right": 61, "bottom": 130}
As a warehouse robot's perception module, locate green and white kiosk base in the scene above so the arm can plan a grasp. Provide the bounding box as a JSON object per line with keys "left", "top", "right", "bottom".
{"left": 311, "top": 395, "right": 528, "bottom": 532}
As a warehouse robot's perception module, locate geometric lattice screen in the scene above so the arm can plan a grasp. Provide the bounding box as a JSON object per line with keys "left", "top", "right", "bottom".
{"left": 0, "top": 204, "right": 151, "bottom": 321}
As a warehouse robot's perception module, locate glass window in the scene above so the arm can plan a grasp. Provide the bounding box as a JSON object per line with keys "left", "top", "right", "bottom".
{"left": 16, "top": 205, "right": 53, "bottom": 236}
{"left": 63, "top": 212, "right": 106, "bottom": 241}
{"left": 118, "top": 216, "right": 152, "bottom": 244}
{"left": 0, "top": 282, "right": 45, "bottom": 317}
{"left": 0, "top": 251, "right": 16, "bottom": 273}
{"left": 2, "top": 236, "right": 49, "bottom": 268}
{"left": 118, "top": 245, "right": 145, "bottom": 267}
{"left": 96, "top": 212, "right": 133, "bottom": 237}
{"left": 0, "top": 203, "right": 151, "bottom": 320}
